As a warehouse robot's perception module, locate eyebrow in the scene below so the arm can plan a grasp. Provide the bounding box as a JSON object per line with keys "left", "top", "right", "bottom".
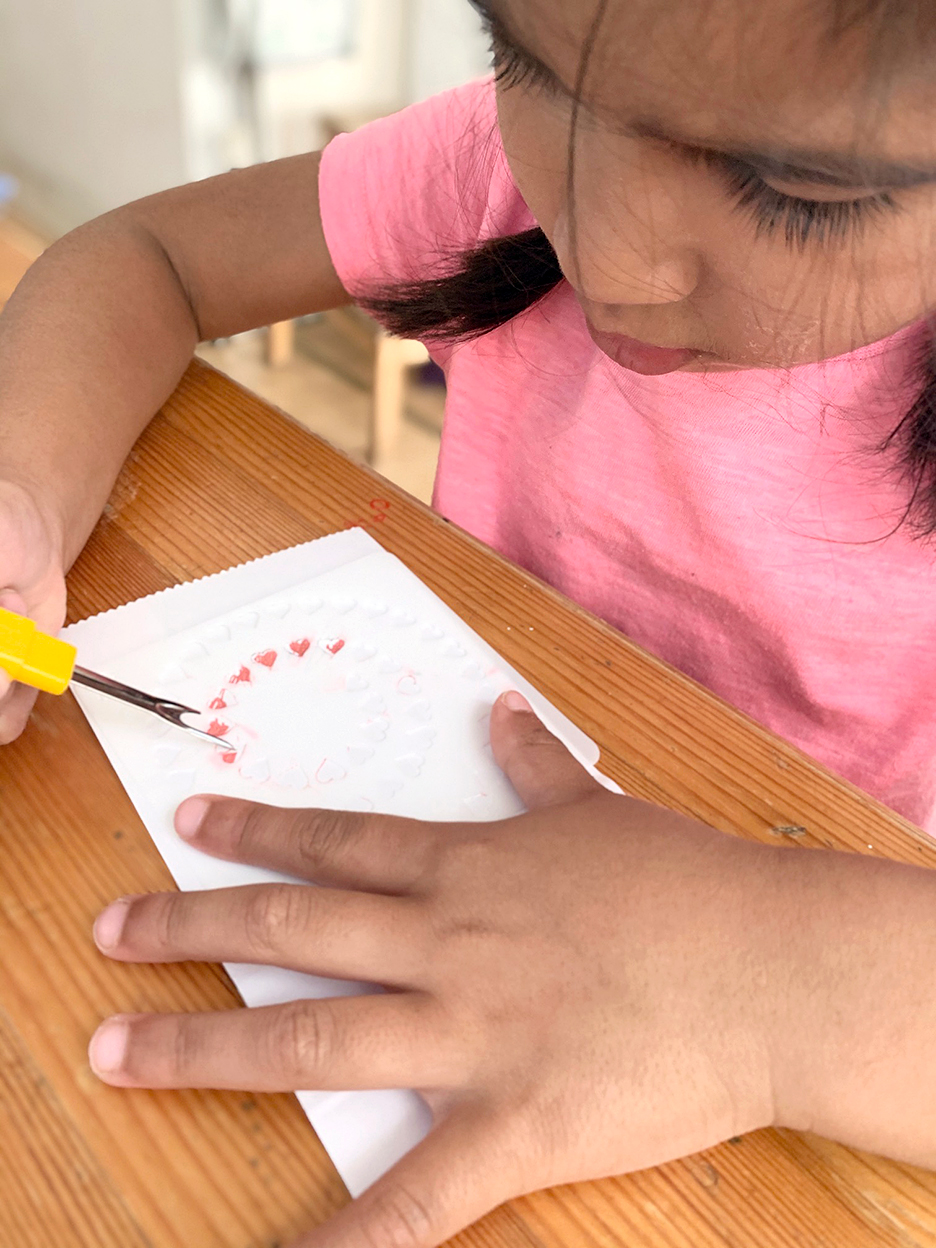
{"left": 475, "top": 0, "right": 936, "bottom": 191}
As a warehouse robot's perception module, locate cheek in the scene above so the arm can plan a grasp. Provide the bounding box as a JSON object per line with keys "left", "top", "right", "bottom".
{"left": 495, "top": 90, "right": 569, "bottom": 238}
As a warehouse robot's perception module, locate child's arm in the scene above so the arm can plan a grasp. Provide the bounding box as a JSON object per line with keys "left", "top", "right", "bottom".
{"left": 0, "top": 151, "right": 349, "bottom": 739}
{"left": 0, "top": 151, "right": 348, "bottom": 565}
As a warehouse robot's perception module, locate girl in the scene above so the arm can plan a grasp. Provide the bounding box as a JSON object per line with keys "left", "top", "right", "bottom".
{"left": 3, "top": 0, "right": 936, "bottom": 1244}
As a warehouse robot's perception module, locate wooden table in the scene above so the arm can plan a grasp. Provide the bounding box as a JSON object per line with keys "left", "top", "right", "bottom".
{"left": 3, "top": 360, "right": 936, "bottom": 1248}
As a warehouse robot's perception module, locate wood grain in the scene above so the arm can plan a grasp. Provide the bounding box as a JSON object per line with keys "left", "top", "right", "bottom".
{"left": 3, "top": 357, "right": 936, "bottom": 1247}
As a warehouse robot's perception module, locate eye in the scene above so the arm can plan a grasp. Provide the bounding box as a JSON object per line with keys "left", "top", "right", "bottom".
{"left": 486, "top": 24, "right": 560, "bottom": 96}
{"left": 701, "top": 151, "right": 900, "bottom": 248}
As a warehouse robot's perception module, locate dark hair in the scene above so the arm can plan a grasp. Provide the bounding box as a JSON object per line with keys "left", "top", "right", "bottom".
{"left": 359, "top": 0, "right": 936, "bottom": 539}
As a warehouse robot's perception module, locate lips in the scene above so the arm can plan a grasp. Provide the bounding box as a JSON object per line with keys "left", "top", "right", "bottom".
{"left": 587, "top": 325, "right": 698, "bottom": 376}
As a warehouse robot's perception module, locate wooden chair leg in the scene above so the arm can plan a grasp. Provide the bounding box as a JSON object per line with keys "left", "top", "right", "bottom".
{"left": 266, "top": 320, "right": 296, "bottom": 367}
{"left": 370, "top": 335, "right": 406, "bottom": 467}
{"left": 370, "top": 333, "right": 430, "bottom": 468}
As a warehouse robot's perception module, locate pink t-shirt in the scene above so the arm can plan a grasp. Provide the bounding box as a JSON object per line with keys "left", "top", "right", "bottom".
{"left": 319, "top": 79, "right": 936, "bottom": 830}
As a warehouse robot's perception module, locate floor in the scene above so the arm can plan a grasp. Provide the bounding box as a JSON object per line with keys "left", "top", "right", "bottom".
{"left": 201, "top": 309, "right": 444, "bottom": 505}
{"left": 0, "top": 217, "right": 444, "bottom": 505}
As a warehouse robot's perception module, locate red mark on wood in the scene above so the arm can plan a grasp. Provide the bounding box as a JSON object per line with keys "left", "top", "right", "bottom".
{"left": 370, "top": 499, "right": 391, "bottom": 511}
{"left": 230, "top": 666, "right": 251, "bottom": 684}
{"left": 326, "top": 639, "right": 345, "bottom": 655}
{"left": 221, "top": 750, "right": 238, "bottom": 765}
{"left": 209, "top": 693, "right": 228, "bottom": 710}
{"left": 289, "top": 638, "right": 311, "bottom": 658}
{"left": 208, "top": 720, "right": 230, "bottom": 738}
{"left": 254, "top": 650, "right": 277, "bottom": 668}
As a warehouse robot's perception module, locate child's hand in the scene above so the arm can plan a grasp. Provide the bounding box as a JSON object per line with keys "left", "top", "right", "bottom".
{"left": 0, "top": 480, "right": 67, "bottom": 743}
{"left": 90, "top": 695, "right": 784, "bottom": 1248}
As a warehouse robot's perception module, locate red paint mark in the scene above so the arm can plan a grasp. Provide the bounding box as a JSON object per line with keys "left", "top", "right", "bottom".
{"left": 209, "top": 693, "right": 228, "bottom": 710}
{"left": 208, "top": 720, "right": 231, "bottom": 738}
{"left": 326, "top": 639, "right": 345, "bottom": 655}
{"left": 254, "top": 649, "right": 277, "bottom": 668}
{"left": 370, "top": 498, "right": 391, "bottom": 511}
{"left": 289, "top": 638, "right": 311, "bottom": 658}
{"left": 230, "top": 666, "right": 251, "bottom": 684}
{"left": 221, "top": 750, "right": 238, "bottom": 765}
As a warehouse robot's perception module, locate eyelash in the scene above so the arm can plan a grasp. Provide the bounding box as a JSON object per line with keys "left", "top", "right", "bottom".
{"left": 487, "top": 25, "right": 560, "bottom": 95}
{"left": 486, "top": 29, "right": 901, "bottom": 249}
{"left": 698, "top": 151, "right": 899, "bottom": 249}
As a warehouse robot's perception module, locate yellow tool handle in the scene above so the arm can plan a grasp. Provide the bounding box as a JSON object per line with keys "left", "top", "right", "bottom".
{"left": 0, "top": 606, "right": 77, "bottom": 695}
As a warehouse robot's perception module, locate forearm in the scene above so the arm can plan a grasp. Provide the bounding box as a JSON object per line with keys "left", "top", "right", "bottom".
{"left": 767, "top": 844, "right": 936, "bottom": 1165}
{"left": 0, "top": 213, "right": 198, "bottom": 566}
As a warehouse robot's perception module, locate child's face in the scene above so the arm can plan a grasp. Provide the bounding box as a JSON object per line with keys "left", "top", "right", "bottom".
{"left": 489, "top": 0, "right": 936, "bottom": 371}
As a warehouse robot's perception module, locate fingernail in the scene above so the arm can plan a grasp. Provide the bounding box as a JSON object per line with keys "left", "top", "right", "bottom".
{"left": 502, "top": 691, "right": 533, "bottom": 713}
{"left": 175, "top": 796, "right": 209, "bottom": 840}
{"left": 93, "top": 897, "right": 133, "bottom": 951}
{"left": 89, "top": 1018, "right": 130, "bottom": 1075}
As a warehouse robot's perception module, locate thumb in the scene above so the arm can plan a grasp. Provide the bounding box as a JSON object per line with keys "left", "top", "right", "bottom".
{"left": 292, "top": 1112, "right": 514, "bottom": 1248}
{"left": 489, "top": 691, "right": 602, "bottom": 809}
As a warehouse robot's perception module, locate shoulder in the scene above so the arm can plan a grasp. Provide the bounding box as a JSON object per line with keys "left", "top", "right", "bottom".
{"left": 319, "top": 79, "right": 535, "bottom": 293}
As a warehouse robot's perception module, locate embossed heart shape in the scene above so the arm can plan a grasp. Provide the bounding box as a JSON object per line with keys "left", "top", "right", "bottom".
{"left": 321, "top": 638, "right": 346, "bottom": 656}
{"left": 396, "top": 675, "right": 420, "bottom": 696}
{"left": 203, "top": 624, "right": 231, "bottom": 644}
{"left": 289, "top": 638, "right": 311, "bottom": 658}
{"left": 345, "top": 673, "right": 369, "bottom": 691}
{"left": 279, "top": 765, "right": 309, "bottom": 789}
{"left": 159, "top": 663, "right": 188, "bottom": 685}
{"left": 406, "top": 726, "right": 436, "bottom": 751}
{"left": 348, "top": 745, "right": 375, "bottom": 766}
{"left": 372, "top": 778, "right": 403, "bottom": 801}
{"left": 254, "top": 649, "right": 278, "bottom": 668}
{"left": 352, "top": 642, "right": 377, "bottom": 662}
{"left": 395, "top": 753, "right": 425, "bottom": 778}
{"left": 315, "top": 757, "right": 347, "bottom": 784}
{"left": 240, "top": 756, "right": 271, "bottom": 783}
{"left": 358, "top": 692, "right": 386, "bottom": 713}
{"left": 153, "top": 743, "right": 182, "bottom": 767}
{"left": 360, "top": 719, "right": 390, "bottom": 742}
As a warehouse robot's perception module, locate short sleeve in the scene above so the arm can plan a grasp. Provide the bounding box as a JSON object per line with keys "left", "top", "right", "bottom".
{"left": 317, "top": 78, "right": 534, "bottom": 301}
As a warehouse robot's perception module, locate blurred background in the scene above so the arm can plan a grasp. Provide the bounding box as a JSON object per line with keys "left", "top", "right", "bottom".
{"left": 0, "top": 0, "right": 493, "bottom": 502}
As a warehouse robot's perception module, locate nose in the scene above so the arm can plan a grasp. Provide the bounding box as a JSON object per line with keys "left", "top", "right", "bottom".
{"left": 551, "top": 180, "right": 700, "bottom": 308}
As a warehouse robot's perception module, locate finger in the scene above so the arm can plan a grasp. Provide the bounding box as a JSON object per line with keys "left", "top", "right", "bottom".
{"left": 0, "top": 682, "right": 40, "bottom": 745}
{"left": 94, "top": 884, "right": 428, "bottom": 987}
{"left": 175, "top": 797, "right": 447, "bottom": 894}
{"left": 291, "top": 1111, "right": 519, "bottom": 1248}
{"left": 490, "top": 692, "right": 602, "bottom": 809}
{"left": 0, "top": 587, "right": 28, "bottom": 716}
{"left": 88, "top": 993, "right": 459, "bottom": 1091}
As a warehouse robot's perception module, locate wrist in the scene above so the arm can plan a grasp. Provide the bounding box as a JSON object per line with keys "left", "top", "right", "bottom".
{"left": 0, "top": 474, "right": 67, "bottom": 570}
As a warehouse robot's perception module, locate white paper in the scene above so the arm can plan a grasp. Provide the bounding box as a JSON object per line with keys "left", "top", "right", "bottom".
{"left": 65, "top": 529, "right": 619, "bottom": 1195}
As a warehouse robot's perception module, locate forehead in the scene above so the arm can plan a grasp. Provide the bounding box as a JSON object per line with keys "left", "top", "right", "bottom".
{"left": 497, "top": 0, "right": 935, "bottom": 161}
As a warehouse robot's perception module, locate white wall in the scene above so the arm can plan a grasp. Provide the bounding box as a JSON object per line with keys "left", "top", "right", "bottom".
{"left": 0, "top": 0, "right": 493, "bottom": 237}
{"left": 408, "top": 0, "right": 491, "bottom": 103}
{"left": 0, "top": 0, "right": 189, "bottom": 236}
